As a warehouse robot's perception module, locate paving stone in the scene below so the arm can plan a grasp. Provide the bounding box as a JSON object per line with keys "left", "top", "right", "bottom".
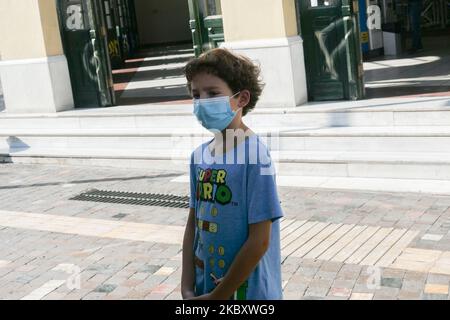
{"left": 284, "top": 280, "right": 308, "bottom": 292}
{"left": 42, "top": 291, "right": 68, "bottom": 300}
{"left": 106, "top": 285, "right": 132, "bottom": 298}
{"left": 398, "top": 290, "right": 422, "bottom": 300}
{"left": 319, "top": 261, "right": 343, "bottom": 273}
{"left": 153, "top": 267, "right": 175, "bottom": 277}
{"left": 404, "top": 271, "right": 428, "bottom": 282}
{"left": 301, "top": 295, "right": 325, "bottom": 300}
{"left": 124, "top": 288, "right": 154, "bottom": 299}
{"left": 144, "top": 292, "right": 169, "bottom": 300}
{"left": 63, "top": 289, "right": 92, "bottom": 300}
{"left": 283, "top": 291, "right": 304, "bottom": 300}
{"left": 304, "top": 286, "right": 329, "bottom": 298}
{"left": 423, "top": 293, "right": 449, "bottom": 300}
{"left": 314, "top": 271, "right": 337, "bottom": 281}
{"left": 381, "top": 277, "right": 403, "bottom": 289}
{"left": 332, "top": 279, "right": 355, "bottom": 289}
{"left": 297, "top": 267, "right": 319, "bottom": 277}
{"left": 421, "top": 234, "right": 444, "bottom": 241}
{"left": 352, "top": 283, "right": 377, "bottom": 293}
{"left": 289, "top": 274, "right": 313, "bottom": 285}
{"left": 424, "top": 283, "right": 449, "bottom": 295}
{"left": 338, "top": 264, "right": 363, "bottom": 275}
{"left": 94, "top": 284, "right": 117, "bottom": 294}
{"left": 328, "top": 287, "right": 352, "bottom": 298}
{"left": 323, "top": 295, "right": 348, "bottom": 300}
{"left": 300, "top": 259, "right": 324, "bottom": 269}
{"left": 402, "top": 279, "right": 426, "bottom": 292}
{"left": 426, "top": 273, "right": 450, "bottom": 285}
{"left": 350, "top": 292, "right": 374, "bottom": 300}
{"left": 81, "top": 292, "right": 107, "bottom": 300}
{"left": 165, "top": 291, "right": 182, "bottom": 300}
{"left": 381, "top": 268, "right": 406, "bottom": 278}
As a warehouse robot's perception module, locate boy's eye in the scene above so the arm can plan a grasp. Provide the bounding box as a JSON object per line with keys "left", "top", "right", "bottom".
{"left": 191, "top": 91, "right": 220, "bottom": 99}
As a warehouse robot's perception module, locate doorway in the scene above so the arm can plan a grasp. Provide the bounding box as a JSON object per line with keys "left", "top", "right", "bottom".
{"left": 362, "top": 0, "right": 450, "bottom": 99}
{"left": 57, "top": 0, "right": 224, "bottom": 108}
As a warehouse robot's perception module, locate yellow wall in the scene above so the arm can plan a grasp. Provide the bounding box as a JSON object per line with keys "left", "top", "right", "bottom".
{"left": 38, "top": 0, "right": 64, "bottom": 57}
{"left": 282, "top": 0, "right": 299, "bottom": 37}
{"left": 0, "top": 0, "right": 63, "bottom": 61}
{"left": 221, "top": 0, "right": 298, "bottom": 42}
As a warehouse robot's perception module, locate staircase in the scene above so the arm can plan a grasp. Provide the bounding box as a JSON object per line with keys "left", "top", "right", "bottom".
{"left": 1, "top": 97, "right": 450, "bottom": 194}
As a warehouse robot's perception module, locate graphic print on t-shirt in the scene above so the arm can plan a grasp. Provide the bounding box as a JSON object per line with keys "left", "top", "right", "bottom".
{"left": 195, "top": 168, "right": 232, "bottom": 205}
{"left": 195, "top": 165, "right": 244, "bottom": 298}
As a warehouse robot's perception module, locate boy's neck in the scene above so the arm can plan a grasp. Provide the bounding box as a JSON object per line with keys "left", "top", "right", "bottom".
{"left": 216, "top": 119, "right": 251, "bottom": 139}
{"left": 211, "top": 120, "right": 254, "bottom": 155}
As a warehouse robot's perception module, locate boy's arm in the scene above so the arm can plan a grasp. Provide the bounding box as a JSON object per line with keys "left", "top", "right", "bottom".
{"left": 181, "top": 208, "right": 196, "bottom": 299}
{"left": 188, "top": 220, "right": 272, "bottom": 300}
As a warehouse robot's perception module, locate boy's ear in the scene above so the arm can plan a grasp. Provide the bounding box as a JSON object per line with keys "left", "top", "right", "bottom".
{"left": 238, "top": 90, "right": 251, "bottom": 108}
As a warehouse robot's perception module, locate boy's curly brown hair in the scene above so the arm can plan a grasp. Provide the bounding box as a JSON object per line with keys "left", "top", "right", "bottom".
{"left": 184, "top": 48, "right": 264, "bottom": 116}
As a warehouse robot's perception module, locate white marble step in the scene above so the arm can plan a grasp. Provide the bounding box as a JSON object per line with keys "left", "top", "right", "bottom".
{"left": 3, "top": 148, "right": 450, "bottom": 180}
{"left": 2, "top": 126, "right": 450, "bottom": 153}
{"left": 0, "top": 95, "right": 447, "bottom": 116}
{"left": 2, "top": 125, "right": 450, "bottom": 136}
{"left": 275, "top": 176, "right": 450, "bottom": 196}
{"left": 1, "top": 97, "right": 450, "bottom": 128}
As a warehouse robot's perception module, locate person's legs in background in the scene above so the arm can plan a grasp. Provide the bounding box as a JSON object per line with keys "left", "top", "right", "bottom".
{"left": 409, "top": 0, "right": 423, "bottom": 53}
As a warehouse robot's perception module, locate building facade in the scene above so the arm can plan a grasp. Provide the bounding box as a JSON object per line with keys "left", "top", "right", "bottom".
{"left": 0, "top": 0, "right": 448, "bottom": 114}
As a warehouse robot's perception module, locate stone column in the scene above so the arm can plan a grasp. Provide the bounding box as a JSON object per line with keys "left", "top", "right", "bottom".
{"left": 220, "top": 0, "right": 308, "bottom": 107}
{"left": 0, "top": 0, "right": 74, "bottom": 113}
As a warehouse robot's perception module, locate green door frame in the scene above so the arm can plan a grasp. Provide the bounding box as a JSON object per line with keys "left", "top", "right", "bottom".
{"left": 188, "top": 0, "right": 224, "bottom": 56}
{"left": 342, "top": 0, "right": 365, "bottom": 100}
{"left": 101, "top": 0, "right": 124, "bottom": 69}
{"left": 116, "top": 0, "right": 130, "bottom": 59}
{"left": 57, "top": 0, "right": 115, "bottom": 108}
{"left": 297, "top": 0, "right": 364, "bottom": 101}
{"left": 124, "top": 0, "right": 139, "bottom": 54}
{"left": 188, "top": 0, "right": 204, "bottom": 56}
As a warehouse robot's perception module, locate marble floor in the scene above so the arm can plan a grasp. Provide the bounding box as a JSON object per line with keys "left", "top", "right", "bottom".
{"left": 364, "top": 33, "right": 450, "bottom": 99}
{"left": 112, "top": 44, "right": 194, "bottom": 106}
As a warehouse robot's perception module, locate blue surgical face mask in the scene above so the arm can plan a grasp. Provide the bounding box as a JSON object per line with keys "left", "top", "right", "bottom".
{"left": 193, "top": 92, "right": 241, "bottom": 132}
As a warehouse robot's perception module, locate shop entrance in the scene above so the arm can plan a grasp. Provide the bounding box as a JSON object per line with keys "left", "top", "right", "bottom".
{"left": 361, "top": 0, "right": 450, "bottom": 99}
{"left": 57, "top": 0, "right": 224, "bottom": 108}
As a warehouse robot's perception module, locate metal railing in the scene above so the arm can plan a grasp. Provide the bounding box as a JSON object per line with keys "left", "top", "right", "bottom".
{"left": 422, "top": 0, "right": 449, "bottom": 28}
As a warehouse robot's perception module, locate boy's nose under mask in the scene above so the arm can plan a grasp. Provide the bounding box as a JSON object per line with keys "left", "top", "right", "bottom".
{"left": 193, "top": 93, "right": 241, "bottom": 132}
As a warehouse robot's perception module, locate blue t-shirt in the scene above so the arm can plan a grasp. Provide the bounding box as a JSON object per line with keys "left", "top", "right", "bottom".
{"left": 189, "top": 134, "right": 284, "bottom": 300}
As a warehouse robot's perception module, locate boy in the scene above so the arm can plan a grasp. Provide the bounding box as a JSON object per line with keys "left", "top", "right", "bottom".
{"left": 181, "top": 48, "right": 284, "bottom": 300}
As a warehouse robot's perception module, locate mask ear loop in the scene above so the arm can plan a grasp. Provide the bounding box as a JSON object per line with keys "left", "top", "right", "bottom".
{"left": 230, "top": 91, "right": 243, "bottom": 111}
{"left": 231, "top": 91, "right": 241, "bottom": 99}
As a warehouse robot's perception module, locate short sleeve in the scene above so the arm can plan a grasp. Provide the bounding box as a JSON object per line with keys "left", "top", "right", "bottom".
{"left": 246, "top": 146, "right": 283, "bottom": 225}
{"left": 189, "top": 151, "right": 197, "bottom": 209}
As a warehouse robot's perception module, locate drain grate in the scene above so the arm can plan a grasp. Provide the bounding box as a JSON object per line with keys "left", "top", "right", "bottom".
{"left": 70, "top": 189, "right": 190, "bottom": 208}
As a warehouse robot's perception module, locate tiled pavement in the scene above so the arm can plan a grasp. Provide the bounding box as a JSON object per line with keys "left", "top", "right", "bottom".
{"left": 1, "top": 163, "right": 450, "bottom": 300}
